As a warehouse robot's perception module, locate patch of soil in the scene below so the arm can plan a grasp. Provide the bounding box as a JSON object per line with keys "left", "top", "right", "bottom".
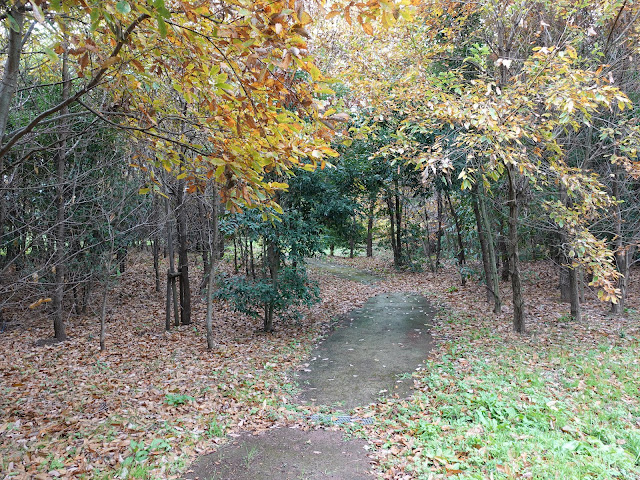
{"left": 182, "top": 428, "right": 372, "bottom": 480}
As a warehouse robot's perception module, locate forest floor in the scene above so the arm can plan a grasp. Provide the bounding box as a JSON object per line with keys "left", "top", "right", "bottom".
{"left": 1, "top": 252, "right": 640, "bottom": 479}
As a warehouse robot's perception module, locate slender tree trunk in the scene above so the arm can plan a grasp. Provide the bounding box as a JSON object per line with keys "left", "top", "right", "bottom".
{"left": 99, "top": 277, "right": 109, "bottom": 351}
{"left": 559, "top": 264, "right": 571, "bottom": 301}
{"left": 472, "top": 189, "right": 492, "bottom": 303}
{"left": 153, "top": 238, "right": 160, "bottom": 292}
{"left": 265, "top": 241, "right": 279, "bottom": 332}
{"left": 479, "top": 188, "right": 500, "bottom": 312}
{"left": 612, "top": 248, "right": 634, "bottom": 315}
{"left": 366, "top": 200, "right": 374, "bottom": 257}
{"left": 205, "top": 266, "right": 216, "bottom": 348}
{"left": 611, "top": 167, "right": 633, "bottom": 314}
{"left": 387, "top": 195, "right": 400, "bottom": 266}
{"left": 165, "top": 197, "right": 179, "bottom": 330}
{"left": 349, "top": 217, "right": 356, "bottom": 258}
{"left": 423, "top": 206, "right": 435, "bottom": 273}
{"left": 165, "top": 272, "right": 172, "bottom": 332}
{"left": 99, "top": 251, "right": 113, "bottom": 351}
{"left": 436, "top": 190, "right": 443, "bottom": 268}
{"left": 0, "top": 5, "right": 24, "bottom": 145}
{"left": 569, "top": 264, "right": 581, "bottom": 321}
{"left": 117, "top": 247, "right": 127, "bottom": 274}
{"left": 394, "top": 182, "right": 402, "bottom": 263}
{"left": 205, "top": 184, "right": 219, "bottom": 349}
{"left": 176, "top": 181, "right": 191, "bottom": 325}
{"left": 233, "top": 234, "right": 238, "bottom": 272}
{"left": 245, "top": 236, "right": 250, "bottom": 276}
{"left": 81, "top": 283, "right": 90, "bottom": 314}
{"left": 560, "top": 186, "right": 581, "bottom": 321}
{"left": 52, "top": 39, "right": 70, "bottom": 341}
{"left": 445, "top": 188, "right": 466, "bottom": 286}
{"left": 151, "top": 178, "right": 161, "bottom": 289}
{"left": 498, "top": 219, "right": 510, "bottom": 281}
{"left": 507, "top": 165, "right": 525, "bottom": 333}
{"left": 249, "top": 240, "right": 256, "bottom": 279}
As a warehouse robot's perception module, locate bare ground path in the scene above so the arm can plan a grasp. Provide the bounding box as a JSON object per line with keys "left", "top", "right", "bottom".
{"left": 183, "top": 259, "right": 434, "bottom": 480}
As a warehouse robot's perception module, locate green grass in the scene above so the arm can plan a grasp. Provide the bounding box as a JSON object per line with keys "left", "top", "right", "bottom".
{"left": 369, "top": 326, "right": 640, "bottom": 479}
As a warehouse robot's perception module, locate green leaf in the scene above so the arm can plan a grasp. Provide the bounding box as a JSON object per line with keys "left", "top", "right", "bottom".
{"left": 43, "top": 47, "right": 59, "bottom": 63}
{"left": 153, "top": 0, "right": 171, "bottom": 18}
{"left": 116, "top": 1, "right": 131, "bottom": 14}
{"left": 90, "top": 9, "right": 101, "bottom": 30}
{"left": 6, "top": 14, "right": 21, "bottom": 33}
{"left": 156, "top": 15, "right": 168, "bottom": 38}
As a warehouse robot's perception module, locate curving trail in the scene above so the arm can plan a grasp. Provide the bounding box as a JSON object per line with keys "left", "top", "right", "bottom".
{"left": 184, "top": 260, "right": 434, "bottom": 480}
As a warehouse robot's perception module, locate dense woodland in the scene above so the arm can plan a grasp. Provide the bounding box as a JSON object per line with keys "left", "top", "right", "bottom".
{"left": 2, "top": 0, "right": 640, "bottom": 478}
{"left": 2, "top": 0, "right": 639, "bottom": 339}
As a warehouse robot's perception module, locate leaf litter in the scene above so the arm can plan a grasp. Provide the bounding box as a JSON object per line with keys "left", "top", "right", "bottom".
{"left": 1, "top": 253, "right": 639, "bottom": 479}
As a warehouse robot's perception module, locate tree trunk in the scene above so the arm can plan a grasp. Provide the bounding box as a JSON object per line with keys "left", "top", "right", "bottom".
{"left": 0, "top": 7, "right": 24, "bottom": 259}
{"left": 366, "top": 201, "right": 374, "bottom": 257}
{"left": 0, "top": 5, "right": 24, "bottom": 145}
{"left": 445, "top": 188, "right": 466, "bottom": 286}
{"left": 422, "top": 206, "right": 435, "bottom": 273}
{"left": 612, "top": 248, "right": 634, "bottom": 315}
{"left": 265, "top": 241, "right": 279, "bottom": 332}
{"left": 436, "top": 190, "right": 443, "bottom": 268}
{"left": 165, "top": 197, "right": 179, "bottom": 330}
{"left": 205, "top": 266, "right": 216, "bottom": 348}
{"left": 479, "top": 188, "right": 500, "bottom": 312}
{"left": 117, "top": 247, "right": 127, "bottom": 274}
{"left": 52, "top": 38, "right": 70, "bottom": 341}
{"left": 559, "top": 264, "right": 571, "bottom": 302}
{"left": 264, "top": 302, "right": 274, "bottom": 333}
{"left": 205, "top": 184, "right": 219, "bottom": 349}
{"left": 153, "top": 238, "right": 160, "bottom": 292}
{"left": 559, "top": 185, "right": 581, "bottom": 321}
{"left": 507, "top": 165, "right": 525, "bottom": 333}
{"left": 611, "top": 167, "right": 632, "bottom": 315}
{"left": 394, "top": 183, "right": 402, "bottom": 264}
{"left": 498, "top": 219, "right": 510, "bottom": 281}
{"left": 472, "top": 189, "right": 493, "bottom": 303}
{"left": 349, "top": 218, "right": 355, "bottom": 258}
{"left": 233, "top": 234, "right": 238, "bottom": 272}
{"left": 249, "top": 240, "right": 256, "bottom": 279}
{"left": 176, "top": 182, "right": 191, "bottom": 325}
{"left": 569, "top": 264, "right": 581, "bottom": 321}
{"left": 387, "top": 195, "right": 400, "bottom": 266}
{"left": 165, "top": 270, "right": 173, "bottom": 332}
{"left": 99, "top": 252, "right": 112, "bottom": 351}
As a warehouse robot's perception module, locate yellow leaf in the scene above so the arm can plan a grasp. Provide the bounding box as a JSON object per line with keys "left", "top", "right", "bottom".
{"left": 101, "top": 56, "right": 120, "bottom": 69}
{"left": 308, "top": 63, "right": 322, "bottom": 81}
{"left": 29, "top": 298, "right": 52, "bottom": 309}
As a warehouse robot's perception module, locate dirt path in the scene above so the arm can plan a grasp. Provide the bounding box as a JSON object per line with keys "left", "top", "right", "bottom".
{"left": 182, "top": 429, "right": 371, "bottom": 480}
{"left": 296, "top": 292, "right": 434, "bottom": 410}
{"left": 183, "top": 261, "right": 434, "bottom": 480}
{"left": 306, "top": 258, "right": 382, "bottom": 285}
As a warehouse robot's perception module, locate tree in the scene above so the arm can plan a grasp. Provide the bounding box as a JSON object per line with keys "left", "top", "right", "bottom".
{"left": 337, "top": 0, "right": 634, "bottom": 332}
{"left": 216, "top": 205, "right": 321, "bottom": 332}
{"left": 1, "top": 0, "right": 341, "bottom": 338}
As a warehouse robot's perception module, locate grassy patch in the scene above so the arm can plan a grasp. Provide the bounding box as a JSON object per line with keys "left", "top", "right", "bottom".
{"left": 368, "top": 317, "right": 640, "bottom": 479}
